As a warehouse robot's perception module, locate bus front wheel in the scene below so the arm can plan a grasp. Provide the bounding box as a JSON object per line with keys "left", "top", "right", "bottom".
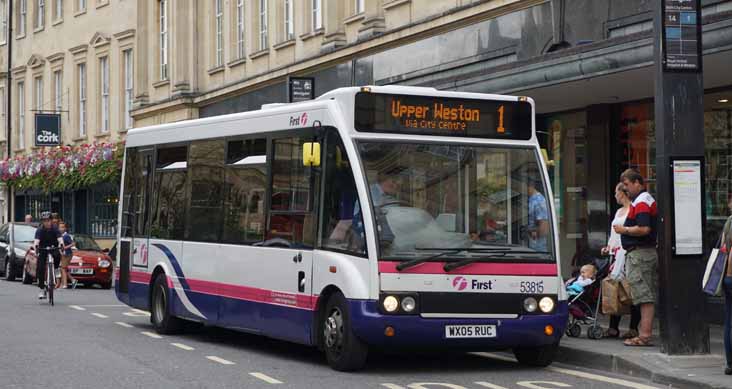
{"left": 513, "top": 343, "right": 559, "bottom": 367}
{"left": 151, "top": 274, "right": 183, "bottom": 334}
{"left": 322, "top": 292, "right": 368, "bottom": 371}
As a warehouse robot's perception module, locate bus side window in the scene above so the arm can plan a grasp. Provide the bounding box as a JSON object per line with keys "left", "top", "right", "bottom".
{"left": 223, "top": 138, "right": 267, "bottom": 244}
{"left": 151, "top": 146, "right": 188, "bottom": 240}
{"left": 268, "top": 137, "right": 319, "bottom": 248}
{"left": 320, "top": 132, "right": 366, "bottom": 256}
{"left": 186, "top": 140, "right": 226, "bottom": 242}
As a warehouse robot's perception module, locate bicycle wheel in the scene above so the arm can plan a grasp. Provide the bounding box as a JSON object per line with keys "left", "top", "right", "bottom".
{"left": 47, "top": 261, "right": 54, "bottom": 306}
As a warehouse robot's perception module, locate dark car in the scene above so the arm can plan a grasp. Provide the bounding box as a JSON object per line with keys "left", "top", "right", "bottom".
{"left": 0, "top": 223, "right": 38, "bottom": 282}
{"left": 24, "top": 234, "right": 114, "bottom": 289}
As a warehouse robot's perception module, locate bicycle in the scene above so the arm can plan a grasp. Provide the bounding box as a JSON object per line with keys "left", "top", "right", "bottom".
{"left": 38, "top": 246, "right": 60, "bottom": 306}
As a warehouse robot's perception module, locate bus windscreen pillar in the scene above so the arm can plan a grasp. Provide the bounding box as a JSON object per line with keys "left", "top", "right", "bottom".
{"left": 654, "top": 0, "right": 709, "bottom": 355}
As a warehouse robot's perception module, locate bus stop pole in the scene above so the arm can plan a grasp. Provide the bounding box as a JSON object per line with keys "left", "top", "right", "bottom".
{"left": 654, "top": 0, "right": 709, "bottom": 354}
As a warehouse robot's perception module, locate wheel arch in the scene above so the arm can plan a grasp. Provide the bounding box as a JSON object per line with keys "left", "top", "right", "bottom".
{"left": 148, "top": 265, "right": 169, "bottom": 309}
{"left": 312, "top": 284, "right": 343, "bottom": 348}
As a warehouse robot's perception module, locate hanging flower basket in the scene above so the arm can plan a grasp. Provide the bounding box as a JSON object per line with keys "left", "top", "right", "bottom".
{"left": 0, "top": 142, "right": 124, "bottom": 193}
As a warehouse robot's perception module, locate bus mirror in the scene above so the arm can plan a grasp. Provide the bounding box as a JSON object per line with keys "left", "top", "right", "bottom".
{"left": 302, "top": 142, "right": 321, "bottom": 167}
{"left": 540, "top": 148, "right": 554, "bottom": 168}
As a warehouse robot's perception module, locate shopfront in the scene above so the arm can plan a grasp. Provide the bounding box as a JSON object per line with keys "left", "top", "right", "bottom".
{"left": 13, "top": 183, "right": 119, "bottom": 245}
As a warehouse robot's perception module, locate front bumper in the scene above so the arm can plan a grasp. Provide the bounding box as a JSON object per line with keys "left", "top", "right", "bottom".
{"left": 67, "top": 266, "right": 113, "bottom": 283}
{"left": 349, "top": 299, "right": 568, "bottom": 350}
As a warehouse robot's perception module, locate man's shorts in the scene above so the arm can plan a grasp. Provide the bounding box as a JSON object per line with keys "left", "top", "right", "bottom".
{"left": 626, "top": 247, "right": 658, "bottom": 305}
{"left": 60, "top": 255, "right": 71, "bottom": 269}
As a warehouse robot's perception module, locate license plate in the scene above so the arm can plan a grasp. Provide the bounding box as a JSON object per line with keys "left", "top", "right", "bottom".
{"left": 70, "top": 268, "right": 93, "bottom": 275}
{"left": 445, "top": 325, "right": 496, "bottom": 339}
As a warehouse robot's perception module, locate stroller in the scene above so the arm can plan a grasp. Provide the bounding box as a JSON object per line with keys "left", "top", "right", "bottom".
{"left": 565, "top": 256, "right": 611, "bottom": 340}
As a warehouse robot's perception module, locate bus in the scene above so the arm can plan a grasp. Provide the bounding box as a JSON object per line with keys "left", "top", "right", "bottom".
{"left": 115, "top": 85, "right": 567, "bottom": 371}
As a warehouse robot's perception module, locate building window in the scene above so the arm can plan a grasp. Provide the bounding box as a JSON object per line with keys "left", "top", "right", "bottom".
{"left": 17, "top": 82, "right": 24, "bottom": 149}
{"left": 78, "top": 63, "right": 86, "bottom": 136}
{"left": 159, "top": 0, "right": 168, "bottom": 80}
{"left": 54, "top": 0, "right": 62, "bottom": 20}
{"left": 284, "top": 0, "right": 293, "bottom": 41}
{"left": 259, "top": 0, "right": 267, "bottom": 50}
{"left": 34, "top": 76, "right": 43, "bottom": 112}
{"left": 355, "top": 0, "right": 364, "bottom": 14}
{"left": 35, "top": 0, "right": 44, "bottom": 29}
{"left": 99, "top": 56, "right": 109, "bottom": 133}
{"left": 77, "top": 0, "right": 85, "bottom": 12}
{"left": 123, "top": 49, "right": 133, "bottom": 130}
{"left": 19, "top": 0, "right": 27, "bottom": 36}
{"left": 215, "top": 0, "right": 223, "bottom": 67}
{"left": 0, "top": 0, "right": 8, "bottom": 43}
{"left": 53, "top": 70, "right": 62, "bottom": 113}
{"left": 0, "top": 88, "right": 5, "bottom": 135}
{"left": 236, "top": 0, "right": 245, "bottom": 59}
{"left": 312, "top": 0, "right": 321, "bottom": 31}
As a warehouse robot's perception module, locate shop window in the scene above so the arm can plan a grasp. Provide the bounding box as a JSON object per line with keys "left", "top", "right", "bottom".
{"left": 151, "top": 146, "right": 188, "bottom": 240}
{"left": 704, "top": 95, "right": 732, "bottom": 251}
{"left": 186, "top": 140, "right": 225, "bottom": 242}
{"left": 320, "top": 131, "right": 366, "bottom": 256}
{"left": 268, "top": 137, "right": 318, "bottom": 247}
{"left": 90, "top": 184, "right": 118, "bottom": 237}
{"left": 223, "top": 138, "right": 267, "bottom": 244}
{"left": 619, "top": 102, "right": 656, "bottom": 194}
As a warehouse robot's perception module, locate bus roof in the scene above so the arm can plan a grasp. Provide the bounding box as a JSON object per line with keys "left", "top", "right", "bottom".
{"left": 125, "top": 86, "right": 534, "bottom": 148}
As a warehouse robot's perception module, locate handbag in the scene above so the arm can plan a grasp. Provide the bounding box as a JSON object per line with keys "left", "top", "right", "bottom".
{"left": 703, "top": 234, "right": 728, "bottom": 296}
{"left": 602, "top": 278, "right": 630, "bottom": 316}
{"left": 618, "top": 279, "right": 632, "bottom": 305}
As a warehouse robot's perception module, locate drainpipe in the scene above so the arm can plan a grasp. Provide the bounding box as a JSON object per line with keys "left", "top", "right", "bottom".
{"left": 6, "top": 0, "right": 12, "bottom": 224}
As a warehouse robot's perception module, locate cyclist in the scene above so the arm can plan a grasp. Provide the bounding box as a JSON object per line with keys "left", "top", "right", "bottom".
{"left": 33, "top": 211, "right": 64, "bottom": 300}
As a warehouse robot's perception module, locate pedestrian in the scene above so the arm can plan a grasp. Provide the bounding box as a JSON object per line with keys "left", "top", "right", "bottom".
{"left": 602, "top": 182, "right": 641, "bottom": 339}
{"left": 527, "top": 179, "right": 549, "bottom": 252}
{"left": 718, "top": 194, "right": 732, "bottom": 375}
{"left": 614, "top": 169, "right": 658, "bottom": 347}
{"left": 51, "top": 213, "right": 60, "bottom": 228}
{"left": 56, "top": 222, "right": 78, "bottom": 290}
{"left": 24, "top": 214, "right": 33, "bottom": 223}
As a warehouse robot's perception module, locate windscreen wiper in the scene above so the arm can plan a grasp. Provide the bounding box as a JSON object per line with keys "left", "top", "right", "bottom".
{"left": 396, "top": 249, "right": 465, "bottom": 271}
{"left": 443, "top": 249, "right": 549, "bottom": 272}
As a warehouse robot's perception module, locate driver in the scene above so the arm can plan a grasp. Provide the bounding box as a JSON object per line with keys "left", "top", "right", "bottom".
{"left": 370, "top": 170, "right": 400, "bottom": 207}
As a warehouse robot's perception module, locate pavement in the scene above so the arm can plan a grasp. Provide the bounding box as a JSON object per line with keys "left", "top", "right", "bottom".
{"left": 0, "top": 278, "right": 665, "bottom": 389}
{"left": 557, "top": 319, "right": 732, "bottom": 389}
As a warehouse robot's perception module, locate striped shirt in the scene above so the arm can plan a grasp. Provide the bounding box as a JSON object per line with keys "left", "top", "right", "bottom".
{"left": 621, "top": 190, "right": 657, "bottom": 249}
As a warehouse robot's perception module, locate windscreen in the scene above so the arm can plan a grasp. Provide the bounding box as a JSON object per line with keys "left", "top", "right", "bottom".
{"left": 358, "top": 142, "right": 554, "bottom": 261}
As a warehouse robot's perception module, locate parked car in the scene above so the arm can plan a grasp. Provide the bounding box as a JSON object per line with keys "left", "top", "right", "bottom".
{"left": 24, "top": 234, "right": 114, "bottom": 289}
{"left": 0, "top": 223, "right": 38, "bottom": 282}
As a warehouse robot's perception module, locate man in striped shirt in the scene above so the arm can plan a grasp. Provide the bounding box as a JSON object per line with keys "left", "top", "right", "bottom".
{"left": 614, "top": 169, "right": 658, "bottom": 347}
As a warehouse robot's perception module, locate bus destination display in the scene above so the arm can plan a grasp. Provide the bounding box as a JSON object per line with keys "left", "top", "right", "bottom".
{"left": 354, "top": 92, "right": 532, "bottom": 140}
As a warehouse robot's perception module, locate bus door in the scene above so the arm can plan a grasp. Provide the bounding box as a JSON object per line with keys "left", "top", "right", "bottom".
{"left": 260, "top": 135, "right": 319, "bottom": 344}
{"left": 128, "top": 148, "right": 154, "bottom": 307}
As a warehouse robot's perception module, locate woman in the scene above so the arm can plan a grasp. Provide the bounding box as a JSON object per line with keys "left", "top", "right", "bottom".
{"left": 602, "top": 182, "right": 641, "bottom": 339}
{"left": 721, "top": 197, "right": 732, "bottom": 375}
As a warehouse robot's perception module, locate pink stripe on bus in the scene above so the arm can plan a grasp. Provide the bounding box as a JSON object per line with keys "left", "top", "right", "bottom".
{"left": 378, "top": 261, "right": 558, "bottom": 276}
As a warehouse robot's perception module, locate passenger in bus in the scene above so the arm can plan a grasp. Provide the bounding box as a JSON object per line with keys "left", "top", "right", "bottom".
{"left": 527, "top": 179, "right": 549, "bottom": 252}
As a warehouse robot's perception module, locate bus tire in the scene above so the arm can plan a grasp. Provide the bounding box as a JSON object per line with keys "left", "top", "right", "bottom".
{"left": 150, "top": 274, "right": 183, "bottom": 334}
{"left": 513, "top": 343, "right": 559, "bottom": 367}
{"left": 322, "top": 292, "right": 368, "bottom": 371}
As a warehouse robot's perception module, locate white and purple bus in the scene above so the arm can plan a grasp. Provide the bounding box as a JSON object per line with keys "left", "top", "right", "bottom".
{"left": 115, "top": 85, "right": 567, "bottom": 371}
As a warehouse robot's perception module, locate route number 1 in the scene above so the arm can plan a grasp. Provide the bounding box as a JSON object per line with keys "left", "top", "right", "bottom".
{"left": 497, "top": 105, "right": 505, "bottom": 134}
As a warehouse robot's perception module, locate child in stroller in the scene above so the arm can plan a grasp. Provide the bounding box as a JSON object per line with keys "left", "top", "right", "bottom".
{"left": 565, "top": 257, "right": 611, "bottom": 339}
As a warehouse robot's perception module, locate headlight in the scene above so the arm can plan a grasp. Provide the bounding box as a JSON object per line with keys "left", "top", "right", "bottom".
{"left": 539, "top": 297, "right": 555, "bottom": 313}
{"left": 98, "top": 259, "right": 112, "bottom": 268}
{"left": 401, "top": 296, "right": 416, "bottom": 312}
{"left": 523, "top": 297, "right": 538, "bottom": 313}
{"left": 383, "top": 296, "right": 399, "bottom": 312}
